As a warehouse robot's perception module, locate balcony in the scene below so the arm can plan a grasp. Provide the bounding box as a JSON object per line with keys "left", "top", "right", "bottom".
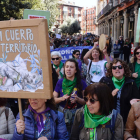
{"left": 97, "top": 3, "right": 113, "bottom": 19}
{"left": 113, "top": 0, "right": 119, "bottom": 7}
{"left": 119, "top": 0, "right": 129, "bottom": 4}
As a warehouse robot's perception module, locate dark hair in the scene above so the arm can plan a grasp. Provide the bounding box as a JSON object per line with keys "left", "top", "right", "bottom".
{"left": 106, "top": 59, "right": 131, "bottom": 77}
{"left": 89, "top": 48, "right": 104, "bottom": 60}
{"left": 45, "top": 97, "right": 56, "bottom": 110}
{"left": 80, "top": 49, "right": 89, "bottom": 61}
{"left": 64, "top": 58, "right": 82, "bottom": 96}
{"left": 0, "top": 98, "right": 7, "bottom": 107}
{"left": 134, "top": 46, "right": 140, "bottom": 63}
{"left": 84, "top": 83, "right": 114, "bottom": 115}
{"left": 72, "top": 50, "right": 80, "bottom": 58}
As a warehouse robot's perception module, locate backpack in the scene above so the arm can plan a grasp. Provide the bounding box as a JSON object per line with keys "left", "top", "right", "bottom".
{"left": 79, "top": 109, "right": 118, "bottom": 140}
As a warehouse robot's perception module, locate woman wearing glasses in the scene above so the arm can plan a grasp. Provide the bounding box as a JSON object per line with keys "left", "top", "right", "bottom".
{"left": 130, "top": 46, "right": 140, "bottom": 91}
{"left": 84, "top": 42, "right": 111, "bottom": 84}
{"left": 53, "top": 59, "right": 87, "bottom": 135}
{"left": 70, "top": 83, "right": 123, "bottom": 140}
{"left": 72, "top": 50, "right": 82, "bottom": 71}
{"left": 51, "top": 51, "right": 64, "bottom": 80}
{"left": 100, "top": 59, "right": 140, "bottom": 125}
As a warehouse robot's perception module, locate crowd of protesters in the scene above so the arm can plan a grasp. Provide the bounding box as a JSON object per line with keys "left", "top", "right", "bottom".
{"left": 0, "top": 32, "right": 140, "bottom": 140}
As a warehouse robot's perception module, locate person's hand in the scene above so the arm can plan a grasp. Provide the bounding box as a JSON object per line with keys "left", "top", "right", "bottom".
{"left": 70, "top": 94, "right": 78, "bottom": 103}
{"left": 56, "top": 68, "right": 60, "bottom": 76}
{"left": 93, "top": 42, "right": 98, "bottom": 48}
{"left": 38, "top": 137, "right": 48, "bottom": 140}
{"left": 112, "top": 89, "right": 119, "bottom": 97}
{"left": 102, "top": 46, "right": 108, "bottom": 55}
{"left": 132, "top": 72, "right": 138, "bottom": 78}
{"left": 130, "top": 99, "right": 140, "bottom": 105}
{"left": 61, "top": 94, "right": 69, "bottom": 101}
{"left": 16, "top": 119, "right": 25, "bottom": 134}
{"left": 127, "top": 138, "right": 138, "bottom": 140}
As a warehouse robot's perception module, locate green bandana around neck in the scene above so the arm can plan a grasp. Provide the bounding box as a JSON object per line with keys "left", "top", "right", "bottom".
{"left": 53, "top": 61, "right": 63, "bottom": 78}
{"left": 62, "top": 77, "right": 77, "bottom": 95}
{"left": 112, "top": 76, "right": 125, "bottom": 90}
{"left": 84, "top": 105, "right": 112, "bottom": 140}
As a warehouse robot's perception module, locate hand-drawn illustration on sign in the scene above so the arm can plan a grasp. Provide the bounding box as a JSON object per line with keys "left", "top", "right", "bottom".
{"left": 0, "top": 19, "right": 52, "bottom": 99}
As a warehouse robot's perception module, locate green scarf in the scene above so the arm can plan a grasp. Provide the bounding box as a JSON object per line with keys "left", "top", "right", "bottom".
{"left": 53, "top": 61, "right": 63, "bottom": 78}
{"left": 112, "top": 76, "right": 125, "bottom": 90}
{"left": 84, "top": 105, "right": 112, "bottom": 140}
{"left": 62, "top": 77, "right": 77, "bottom": 95}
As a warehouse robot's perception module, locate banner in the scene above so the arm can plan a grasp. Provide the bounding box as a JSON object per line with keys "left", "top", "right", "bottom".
{"left": 51, "top": 46, "right": 92, "bottom": 63}
{"left": 136, "top": 8, "right": 140, "bottom": 42}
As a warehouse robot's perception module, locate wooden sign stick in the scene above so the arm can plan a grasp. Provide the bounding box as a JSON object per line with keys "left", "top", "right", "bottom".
{"left": 18, "top": 98, "right": 24, "bottom": 134}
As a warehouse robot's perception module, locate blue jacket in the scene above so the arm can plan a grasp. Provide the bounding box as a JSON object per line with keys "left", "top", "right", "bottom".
{"left": 12, "top": 109, "right": 69, "bottom": 140}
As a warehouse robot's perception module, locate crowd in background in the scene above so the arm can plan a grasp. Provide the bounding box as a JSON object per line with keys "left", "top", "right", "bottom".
{"left": 0, "top": 32, "right": 139, "bottom": 140}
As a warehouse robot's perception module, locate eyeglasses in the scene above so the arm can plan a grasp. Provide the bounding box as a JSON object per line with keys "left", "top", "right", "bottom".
{"left": 52, "top": 57, "right": 59, "bottom": 60}
{"left": 112, "top": 65, "right": 123, "bottom": 70}
{"left": 84, "top": 96, "right": 98, "bottom": 104}
{"left": 76, "top": 54, "right": 80, "bottom": 56}
{"left": 136, "top": 52, "right": 140, "bottom": 55}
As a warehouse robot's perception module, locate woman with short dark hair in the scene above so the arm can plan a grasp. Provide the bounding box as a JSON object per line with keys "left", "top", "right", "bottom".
{"left": 100, "top": 59, "right": 140, "bottom": 125}
{"left": 70, "top": 83, "right": 123, "bottom": 140}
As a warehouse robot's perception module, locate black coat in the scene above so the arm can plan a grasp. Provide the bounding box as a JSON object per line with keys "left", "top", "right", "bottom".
{"left": 100, "top": 76, "right": 140, "bottom": 125}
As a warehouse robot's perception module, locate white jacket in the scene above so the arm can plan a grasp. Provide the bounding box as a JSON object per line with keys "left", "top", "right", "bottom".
{"left": 0, "top": 106, "right": 15, "bottom": 140}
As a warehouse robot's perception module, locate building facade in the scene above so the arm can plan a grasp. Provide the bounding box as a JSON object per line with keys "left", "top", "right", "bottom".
{"left": 81, "top": 7, "right": 96, "bottom": 34}
{"left": 57, "top": 0, "right": 83, "bottom": 26}
{"left": 97, "top": 0, "right": 140, "bottom": 46}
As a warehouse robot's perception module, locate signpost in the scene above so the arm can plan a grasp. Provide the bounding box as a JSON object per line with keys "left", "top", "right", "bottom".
{"left": 23, "top": 9, "right": 50, "bottom": 27}
{"left": 0, "top": 19, "right": 52, "bottom": 132}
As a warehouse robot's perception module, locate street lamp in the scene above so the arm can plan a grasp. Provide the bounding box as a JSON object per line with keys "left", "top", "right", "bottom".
{"left": 120, "top": 17, "right": 124, "bottom": 24}
{"left": 130, "top": 15, "right": 134, "bottom": 22}
{"left": 109, "top": 0, "right": 113, "bottom": 7}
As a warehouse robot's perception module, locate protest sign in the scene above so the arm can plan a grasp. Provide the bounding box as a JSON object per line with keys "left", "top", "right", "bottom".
{"left": 56, "top": 34, "right": 61, "bottom": 39}
{"left": 0, "top": 19, "right": 53, "bottom": 99}
{"left": 136, "top": 8, "right": 140, "bottom": 42}
{"left": 23, "top": 9, "right": 50, "bottom": 27}
{"left": 51, "top": 46, "right": 93, "bottom": 63}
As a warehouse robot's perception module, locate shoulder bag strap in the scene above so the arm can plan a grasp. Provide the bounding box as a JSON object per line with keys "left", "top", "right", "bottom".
{"left": 88, "top": 60, "right": 92, "bottom": 74}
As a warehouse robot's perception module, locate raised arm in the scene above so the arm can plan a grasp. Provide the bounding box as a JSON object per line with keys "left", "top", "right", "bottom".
{"left": 84, "top": 42, "right": 98, "bottom": 65}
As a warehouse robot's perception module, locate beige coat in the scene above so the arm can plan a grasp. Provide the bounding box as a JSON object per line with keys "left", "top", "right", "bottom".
{"left": 0, "top": 107, "right": 15, "bottom": 140}
{"left": 124, "top": 101, "right": 140, "bottom": 140}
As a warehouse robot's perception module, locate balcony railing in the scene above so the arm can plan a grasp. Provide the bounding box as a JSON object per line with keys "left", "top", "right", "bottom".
{"left": 97, "top": 3, "right": 113, "bottom": 19}
{"left": 119, "top": 0, "right": 129, "bottom": 4}
{"left": 113, "top": 0, "right": 119, "bottom": 7}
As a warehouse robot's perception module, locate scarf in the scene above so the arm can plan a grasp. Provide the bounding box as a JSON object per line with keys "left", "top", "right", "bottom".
{"left": 112, "top": 76, "right": 125, "bottom": 90}
{"left": 28, "top": 105, "right": 50, "bottom": 133}
{"left": 62, "top": 77, "right": 77, "bottom": 95}
{"left": 53, "top": 61, "right": 63, "bottom": 78}
{"left": 84, "top": 105, "right": 112, "bottom": 140}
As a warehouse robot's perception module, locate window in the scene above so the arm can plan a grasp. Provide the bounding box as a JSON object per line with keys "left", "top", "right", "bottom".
{"left": 75, "top": 7, "right": 78, "bottom": 14}
{"left": 93, "top": 10, "right": 94, "bottom": 13}
{"left": 63, "top": 6, "right": 67, "bottom": 11}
